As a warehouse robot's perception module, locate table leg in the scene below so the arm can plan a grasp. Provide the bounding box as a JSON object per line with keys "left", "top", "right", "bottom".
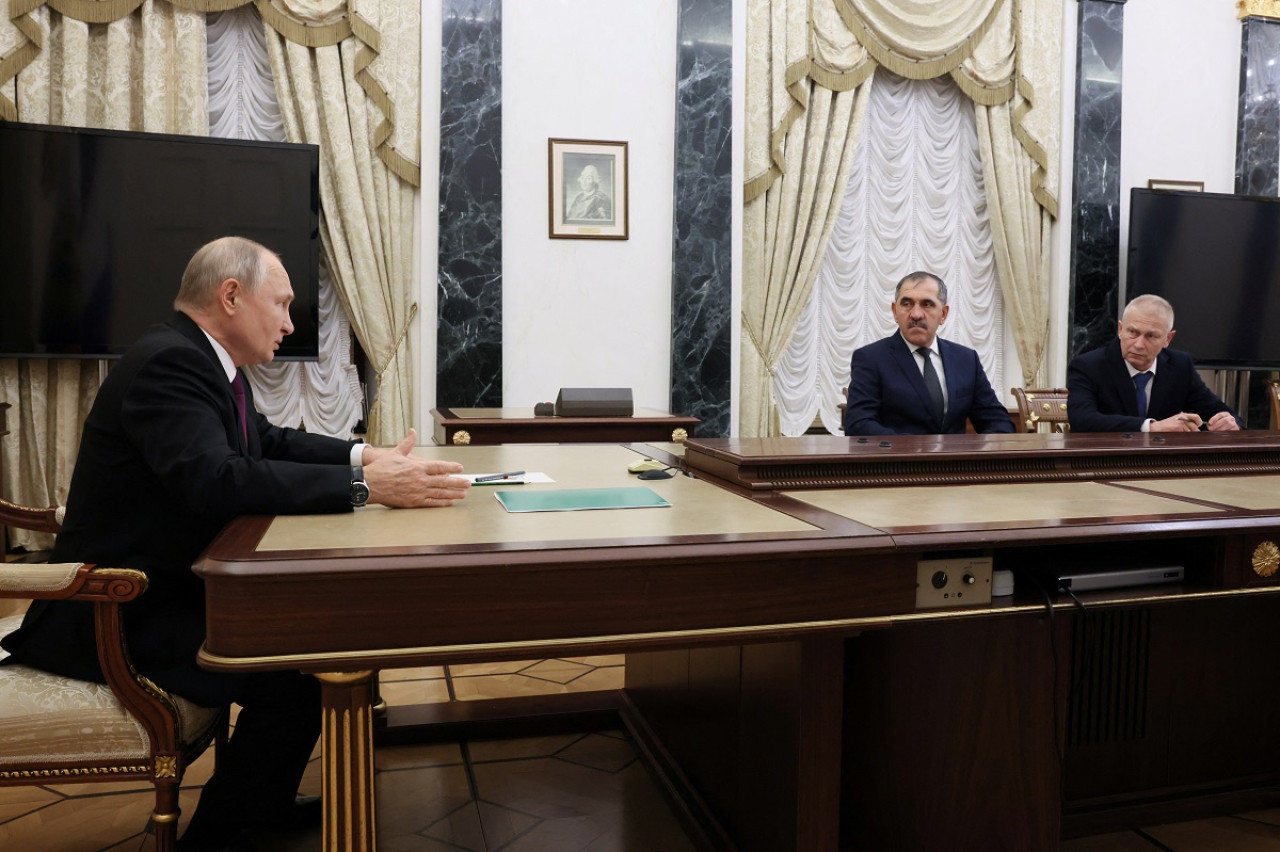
{"left": 316, "top": 671, "right": 377, "bottom": 852}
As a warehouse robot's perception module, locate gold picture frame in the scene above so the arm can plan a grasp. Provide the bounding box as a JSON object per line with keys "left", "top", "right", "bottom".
{"left": 548, "top": 138, "right": 628, "bottom": 240}
{"left": 1146, "top": 179, "right": 1205, "bottom": 192}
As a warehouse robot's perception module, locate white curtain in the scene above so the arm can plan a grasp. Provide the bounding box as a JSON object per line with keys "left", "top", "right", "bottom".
{"left": 206, "top": 5, "right": 364, "bottom": 437}
{"left": 775, "top": 71, "right": 1001, "bottom": 436}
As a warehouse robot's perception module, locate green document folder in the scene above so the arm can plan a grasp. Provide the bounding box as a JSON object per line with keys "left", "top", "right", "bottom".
{"left": 495, "top": 486, "right": 670, "bottom": 513}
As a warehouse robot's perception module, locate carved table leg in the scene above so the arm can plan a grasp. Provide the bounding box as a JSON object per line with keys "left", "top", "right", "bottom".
{"left": 316, "top": 671, "right": 377, "bottom": 852}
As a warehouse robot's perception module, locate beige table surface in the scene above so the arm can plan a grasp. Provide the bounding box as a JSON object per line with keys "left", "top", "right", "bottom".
{"left": 259, "top": 443, "right": 818, "bottom": 552}
{"left": 785, "top": 480, "right": 1223, "bottom": 531}
{"left": 1119, "top": 474, "right": 1280, "bottom": 511}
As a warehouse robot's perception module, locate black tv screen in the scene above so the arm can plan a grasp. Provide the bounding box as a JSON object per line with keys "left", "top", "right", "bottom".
{"left": 1127, "top": 187, "right": 1280, "bottom": 369}
{"left": 0, "top": 121, "right": 320, "bottom": 359}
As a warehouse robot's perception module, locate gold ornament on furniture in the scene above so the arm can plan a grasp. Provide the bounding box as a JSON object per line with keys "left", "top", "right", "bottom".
{"left": 1239, "top": 0, "right": 1280, "bottom": 20}
{"left": 671, "top": 428, "right": 688, "bottom": 443}
{"left": 452, "top": 430, "right": 471, "bottom": 446}
{"left": 1252, "top": 540, "right": 1280, "bottom": 577}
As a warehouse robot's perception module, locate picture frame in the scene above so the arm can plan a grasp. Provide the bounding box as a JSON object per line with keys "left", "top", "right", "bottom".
{"left": 548, "top": 138, "right": 628, "bottom": 240}
{"left": 1147, "top": 179, "right": 1205, "bottom": 192}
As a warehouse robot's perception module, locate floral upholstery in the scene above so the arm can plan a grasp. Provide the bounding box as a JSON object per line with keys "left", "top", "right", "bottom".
{"left": 0, "top": 614, "right": 222, "bottom": 766}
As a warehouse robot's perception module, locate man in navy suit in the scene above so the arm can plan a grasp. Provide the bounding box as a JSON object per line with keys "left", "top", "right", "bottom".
{"left": 843, "top": 271, "right": 1014, "bottom": 436}
{"left": 1067, "top": 294, "right": 1241, "bottom": 433}
{"left": 2, "top": 237, "right": 472, "bottom": 851}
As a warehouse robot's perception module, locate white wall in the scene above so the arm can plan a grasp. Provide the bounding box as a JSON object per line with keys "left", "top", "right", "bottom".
{"left": 502, "top": 2, "right": 678, "bottom": 409}
{"left": 1118, "top": 1, "right": 1242, "bottom": 298}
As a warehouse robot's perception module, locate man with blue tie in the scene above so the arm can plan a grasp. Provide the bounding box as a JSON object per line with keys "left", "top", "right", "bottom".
{"left": 842, "top": 271, "right": 1014, "bottom": 436}
{"left": 1067, "top": 294, "right": 1241, "bottom": 432}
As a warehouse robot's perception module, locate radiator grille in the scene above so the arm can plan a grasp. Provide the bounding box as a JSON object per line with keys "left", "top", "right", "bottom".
{"left": 1067, "top": 608, "right": 1151, "bottom": 747}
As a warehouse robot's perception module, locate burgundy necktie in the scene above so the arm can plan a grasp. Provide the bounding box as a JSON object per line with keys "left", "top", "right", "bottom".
{"left": 230, "top": 372, "right": 248, "bottom": 446}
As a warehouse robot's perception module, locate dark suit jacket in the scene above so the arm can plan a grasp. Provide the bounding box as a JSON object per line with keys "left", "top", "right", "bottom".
{"left": 842, "top": 334, "right": 1014, "bottom": 435}
{"left": 2, "top": 313, "right": 357, "bottom": 705}
{"left": 1066, "top": 339, "right": 1241, "bottom": 433}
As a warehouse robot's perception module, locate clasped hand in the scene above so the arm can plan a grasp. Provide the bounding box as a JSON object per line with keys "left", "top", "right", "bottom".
{"left": 360, "top": 429, "right": 471, "bottom": 507}
{"left": 1150, "top": 411, "right": 1239, "bottom": 432}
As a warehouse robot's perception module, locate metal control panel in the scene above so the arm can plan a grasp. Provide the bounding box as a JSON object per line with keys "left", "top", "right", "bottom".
{"left": 915, "top": 556, "right": 993, "bottom": 609}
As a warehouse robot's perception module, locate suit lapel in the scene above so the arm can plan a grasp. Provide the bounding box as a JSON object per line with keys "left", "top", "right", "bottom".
{"left": 890, "top": 335, "right": 940, "bottom": 429}
{"left": 1148, "top": 350, "right": 1176, "bottom": 418}
{"left": 1107, "top": 341, "right": 1140, "bottom": 416}
{"left": 169, "top": 312, "right": 252, "bottom": 456}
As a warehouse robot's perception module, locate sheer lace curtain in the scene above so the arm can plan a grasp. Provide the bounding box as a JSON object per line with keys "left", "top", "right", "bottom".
{"left": 207, "top": 6, "right": 364, "bottom": 437}
{"left": 775, "top": 71, "right": 1002, "bottom": 436}
{"left": 743, "top": 0, "right": 1061, "bottom": 437}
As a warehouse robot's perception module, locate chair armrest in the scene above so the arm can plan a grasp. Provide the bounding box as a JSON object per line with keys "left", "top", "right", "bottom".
{"left": 0, "top": 498, "right": 63, "bottom": 534}
{"left": 0, "top": 561, "right": 198, "bottom": 755}
{"left": 0, "top": 563, "right": 147, "bottom": 602}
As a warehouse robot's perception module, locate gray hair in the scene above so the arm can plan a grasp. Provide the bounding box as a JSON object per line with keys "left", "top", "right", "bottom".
{"left": 1123, "top": 293, "right": 1175, "bottom": 330}
{"left": 894, "top": 271, "right": 948, "bottom": 305}
{"left": 173, "top": 236, "right": 274, "bottom": 311}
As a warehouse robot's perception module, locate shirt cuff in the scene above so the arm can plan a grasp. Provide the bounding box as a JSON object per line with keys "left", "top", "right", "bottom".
{"left": 350, "top": 443, "right": 367, "bottom": 466}
{"left": 1140, "top": 419, "right": 1153, "bottom": 433}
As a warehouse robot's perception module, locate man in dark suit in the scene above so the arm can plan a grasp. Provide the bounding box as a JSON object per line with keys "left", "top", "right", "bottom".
{"left": 1, "top": 236, "right": 471, "bottom": 851}
{"left": 843, "top": 271, "right": 1014, "bottom": 436}
{"left": 1067, "top": 294, "right": 1241, "bottom": 433}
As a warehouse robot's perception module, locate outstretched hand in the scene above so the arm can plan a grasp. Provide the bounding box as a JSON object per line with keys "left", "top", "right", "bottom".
{"left": 361, "top": 429, "right": 470, "bottom": 507}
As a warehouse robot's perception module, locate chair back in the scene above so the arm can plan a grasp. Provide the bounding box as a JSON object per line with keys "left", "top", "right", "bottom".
{"left": 1012, "top": 387, "right": 1070, "bottom": 433}
{"left": 1269, "top": 380, "right": 1280, "bottom": 430}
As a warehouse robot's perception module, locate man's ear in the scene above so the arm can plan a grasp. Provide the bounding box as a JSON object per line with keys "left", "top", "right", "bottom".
{"left": 216, "top": 278, "right": 242, "bottom": 315}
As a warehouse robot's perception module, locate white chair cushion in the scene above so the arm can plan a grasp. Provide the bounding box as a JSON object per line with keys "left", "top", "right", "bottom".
{"left": 0, "top": 614, "right": 221, "bottom": 765}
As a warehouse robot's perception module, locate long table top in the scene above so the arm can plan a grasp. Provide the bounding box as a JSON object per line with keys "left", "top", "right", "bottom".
{"left": 194, "top": 437, "right": 1280, "bottom": 673}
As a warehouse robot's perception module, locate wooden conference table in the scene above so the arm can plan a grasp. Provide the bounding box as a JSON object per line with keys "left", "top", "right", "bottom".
{"left": 194, "top": 433, "right": 1280, "bottom": 851}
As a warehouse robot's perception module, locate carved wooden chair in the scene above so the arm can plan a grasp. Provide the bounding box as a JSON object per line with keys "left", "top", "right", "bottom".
{"left": 1012, "top": 387, "right": 1070, "bottom": 434}
{"left": 1268, "top": 380, "right": 1280, "bottom": 430}
{"left": 0, "top": 500, "right": 225, "bottom": 851}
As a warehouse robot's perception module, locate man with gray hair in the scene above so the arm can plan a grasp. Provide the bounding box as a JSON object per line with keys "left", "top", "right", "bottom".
{"left": 2, "top": 236, "right": 471, "bottom": 850}
{"left": 1067, "top": 293, "right": 1242, "bottom": 432}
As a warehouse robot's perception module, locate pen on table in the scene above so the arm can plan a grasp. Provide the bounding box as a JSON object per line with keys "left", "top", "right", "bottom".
{"left": 475, "top": 470, "right": 525, "bottom": 483}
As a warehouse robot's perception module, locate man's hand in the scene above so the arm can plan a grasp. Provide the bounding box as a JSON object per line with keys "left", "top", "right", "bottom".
{"left": 1150, "top": 413, "right": 1202, "bottom": 432}
{"left": 361, "top": 429, "right": 470, "bottom": 507}
{"left": 1206, "top": 411, "right": 1240, "bottom": 432}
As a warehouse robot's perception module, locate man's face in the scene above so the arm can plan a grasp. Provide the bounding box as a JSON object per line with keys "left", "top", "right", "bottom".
{"left": 578, "top": 169, "right": 597, "bottom": 191}
{"left": 230, "top": 257, "right": 295, "bottom": 366}
{"left": 1117, "top": 307, "right": 1174, "bottom": 372}
{"left": 891, "top": 278, "right": 949, "bottom": 348}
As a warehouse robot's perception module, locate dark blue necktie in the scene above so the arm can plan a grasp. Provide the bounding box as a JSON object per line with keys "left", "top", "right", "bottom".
{"left": 231, "top": 372, "right": 248, "bottom": 445}
{"left": 1134, "top": 371, "right": 1152, "bottom": 420}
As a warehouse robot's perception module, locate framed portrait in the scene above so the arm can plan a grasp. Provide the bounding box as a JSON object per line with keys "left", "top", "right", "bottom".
{"left": 548, "top": 138, "right": 628, "bottom": 239}
{"left": 1147, "top": 179, "right": 1204, "bottom": 192}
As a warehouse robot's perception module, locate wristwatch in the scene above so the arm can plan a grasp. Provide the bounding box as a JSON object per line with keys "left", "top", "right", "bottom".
{"left": 349, "top": 465, "right": 370, "bottom": 507}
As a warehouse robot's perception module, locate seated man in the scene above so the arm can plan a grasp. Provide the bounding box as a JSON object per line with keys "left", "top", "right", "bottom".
{"left": 843, "top": 271, "right": 1014, "bottom": 435}
{"left": 1, "top": 236, "right": 472, "bottom": 852}
{"left": 1067, "top": 294, "right": 1242, "bottom": 433}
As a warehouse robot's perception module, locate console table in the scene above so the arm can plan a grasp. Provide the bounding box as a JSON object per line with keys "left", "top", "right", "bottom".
{"left": 430, "top": 405, "right": 697, "bottom": 445}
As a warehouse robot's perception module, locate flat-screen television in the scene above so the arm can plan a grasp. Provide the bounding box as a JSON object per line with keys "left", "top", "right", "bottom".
{"left": 1127, "top": 187, "right": 1280, "bottom": 369}
{"left": 0, "top": 121, "right": 320, "bottom": 359}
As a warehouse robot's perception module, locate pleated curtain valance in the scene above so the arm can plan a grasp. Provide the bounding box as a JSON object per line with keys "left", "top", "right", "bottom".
{"left": 745, "top": 0, "right": 1058, "bottom": 217}
{"left": 0, "top": 0, "right": 419, "bottom": 184}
